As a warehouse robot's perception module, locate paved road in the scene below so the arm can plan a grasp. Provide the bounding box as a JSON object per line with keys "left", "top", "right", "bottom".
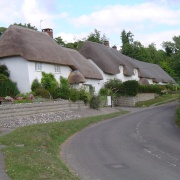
{"left": 62, "top": 102, "right": 180, "bottom": 180}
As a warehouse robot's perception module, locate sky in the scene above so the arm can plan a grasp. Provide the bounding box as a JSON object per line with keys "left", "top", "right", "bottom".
{"left": 0, "top": 0, "right": 180, "bottom": 49}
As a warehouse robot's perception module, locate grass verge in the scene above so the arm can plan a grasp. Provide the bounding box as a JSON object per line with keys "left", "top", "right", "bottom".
{"left": 0, "top": 110, "right": 128, "bottom": 180}
{"left": 175, "top": 92, "right": 180, "bottom": 127}
{"left": 135, "top": 93, "right": 179, "bottom": 107}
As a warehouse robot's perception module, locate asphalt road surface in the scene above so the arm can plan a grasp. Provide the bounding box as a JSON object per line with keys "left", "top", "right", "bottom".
{"left": 62, "top": 102, "right": 180, "bottom": 180}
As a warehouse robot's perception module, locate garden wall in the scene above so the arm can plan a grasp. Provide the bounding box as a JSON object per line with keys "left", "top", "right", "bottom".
{"left": 116, "top": 93, "right": 155, "bottom": 107}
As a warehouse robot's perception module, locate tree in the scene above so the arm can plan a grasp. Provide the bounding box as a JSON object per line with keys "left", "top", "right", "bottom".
{"left": 13, "top": 23, "right": 38, "bottom": 30}
{"left": 87, "top": 29, "right": 108, "bottom": 44}
{"left": 0, "top": 27, "right": 7, "bottom": 37}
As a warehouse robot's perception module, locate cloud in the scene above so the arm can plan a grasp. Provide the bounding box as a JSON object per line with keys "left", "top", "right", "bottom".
{"left": 55, "top": 32, "right": 88, "bottom": 43}
{"left": 70, "top": 2, "right": 180, "bottom": 30}
{"left": 0, "top": 0, "right": 68, "bottom": 29}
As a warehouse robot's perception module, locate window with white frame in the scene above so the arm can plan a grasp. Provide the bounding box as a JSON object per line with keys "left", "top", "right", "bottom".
{"left": 35, "top": 62, "right": 42, "bottom": 71}
{"left": 54, "top": 65, "right": 61, "bottom": 73}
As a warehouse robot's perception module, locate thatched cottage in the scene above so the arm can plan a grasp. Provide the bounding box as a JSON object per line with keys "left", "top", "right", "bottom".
{"left": 0, "top": 25, "right": 102, "bottom": 93}
{"left": 0, "top": 25, "right": 175, "bottom": 95}
{"left": 79, "top": 41, "right": 175, "bottom": 86}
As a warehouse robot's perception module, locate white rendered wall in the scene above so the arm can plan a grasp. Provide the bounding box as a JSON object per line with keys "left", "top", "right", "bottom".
{"left": 84, "top": 78, "right": 101, "bottom": 94}
{"left": 0, "top": 57, "right": 30, "bottom": 93}
{"left": 0, "top": 57, "right": 72, "bottom": 93}
{"left": 27, "top": 61, "right": 72, "bottom": 87}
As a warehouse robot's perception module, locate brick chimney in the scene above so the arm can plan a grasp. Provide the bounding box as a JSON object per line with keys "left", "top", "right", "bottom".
{"left": 112, "top": 45, "right": 117, "bottom": 50}
{"left": 42, "top": 28, "right": 53, "bottom": 38}
{"left": 104, "top": 40, "right": 109, "bottom": 47}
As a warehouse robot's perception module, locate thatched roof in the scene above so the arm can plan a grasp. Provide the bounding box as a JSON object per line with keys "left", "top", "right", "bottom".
{"left": 63, "top": 47, "right": 103, "bottom": 80}
{"left": 139, "top": 78, "right": 150, "bottom": 85}
{"left": 0, "top": 25, "right": 76, "bottom": 68}
{"left": 79, "top": 41, "right": 126, "bottom": 75}
{"left": 68, "top": 70, "right": 86, "bottom": 84}
{"left": 0, "top": 25, "right": 103, "bottom": 80}
{"left": 79, "top": 41, "right": 175, "bottom": 83}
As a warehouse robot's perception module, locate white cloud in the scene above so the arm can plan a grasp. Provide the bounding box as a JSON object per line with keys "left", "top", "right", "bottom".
{"left": 136, "top": 30, "right": 180, "bottom": 49}
{"left": 70, "top": 2, "right": 180, "bottom": 30}
{"left": 55, "top": 32, "right": 88, "bottom": 43}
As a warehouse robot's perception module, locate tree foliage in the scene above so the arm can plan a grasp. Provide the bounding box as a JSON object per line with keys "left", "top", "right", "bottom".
{"left": 13, "top": 23, "right": 38, "bottom": 30}
{"left": 0, "top": 64, "right": 10, "bottom": 77}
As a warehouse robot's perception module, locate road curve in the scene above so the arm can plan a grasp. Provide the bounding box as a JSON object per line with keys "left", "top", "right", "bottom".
{"left": 61, "top": 102, "right": 180, "bottom": 180}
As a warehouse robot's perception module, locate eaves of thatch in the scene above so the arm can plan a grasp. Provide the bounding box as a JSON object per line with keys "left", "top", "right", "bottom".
{"left": 63, "top": 47, "right": 103, "bottom": 80}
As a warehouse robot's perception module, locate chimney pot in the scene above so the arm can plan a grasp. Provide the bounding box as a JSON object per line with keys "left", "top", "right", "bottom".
{"left": 112, "top": 45, "right": 117, "bottom": 50}
{"left": 42, "top": 28, "right": 53, "bottom": 38}
{"left": 104, "top": 40, "right": 109, "bottom": 47}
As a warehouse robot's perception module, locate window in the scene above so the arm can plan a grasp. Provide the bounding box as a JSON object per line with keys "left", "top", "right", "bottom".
{"left": 54, "top": 65, "right": 61, "bottom": 73}
{"left": 35, "top": 63, "right": 42, "bottom": 71}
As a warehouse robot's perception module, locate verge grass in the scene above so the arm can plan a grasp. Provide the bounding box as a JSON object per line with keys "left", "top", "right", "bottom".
{"left": 0, "top": 110, "right": 128, "bottom": 180}
{"left": 175, "top": 93, "right": 180, "bottom": 127}
{"left": 135, "top": 93, "right": 179, "bottom": 107}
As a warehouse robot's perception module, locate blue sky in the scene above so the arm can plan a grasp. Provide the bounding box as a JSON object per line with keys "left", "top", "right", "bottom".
{"left": 0, "top": 0, "right": 180, "bottom": 49}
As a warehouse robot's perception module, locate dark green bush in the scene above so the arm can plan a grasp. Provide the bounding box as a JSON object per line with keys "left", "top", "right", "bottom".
{"left": 138, "top": 84, "right": 164, "bottom": 94}
{"left": 31, "top": 78, "right": 41, "bottom": 92}
{"left": 0, "top": 79, "right": 20, "bottom": 97}
{"left": 90, "top": 95, "right": 101, "bottom": 109}
{"left": 0, "top": 64, "right": 10, "bottom": 77}
{"left": 123, "top": 80, "right": 139, "bottom": 96}
{"left": 34, "top": 88, "right": 50, "bottom": 98}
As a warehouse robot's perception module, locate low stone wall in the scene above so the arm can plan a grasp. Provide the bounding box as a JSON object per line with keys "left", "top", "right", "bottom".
{"left": 116, "top": 93, "right": 155, "bottom": 107}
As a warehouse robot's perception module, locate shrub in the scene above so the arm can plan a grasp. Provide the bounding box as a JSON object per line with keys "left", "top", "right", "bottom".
{"left": 138, "top": 84, "right": 164, "bottom": 95}
{"left": 104, "top": 78, "right": 122, "bottom": 94}
{"left": 57, "top": 77, "right": 71, "bottom": 99}
{"left": 31, "top": 78, "right": 41, "bottom": 92}
{"left": 0, "top": 74, "right": 8, "bottom": 81}
{"left": 90, "top": 95, "right": 101, "bottom": 109}
{"left": 69, "top": 88, "right": 80, "bottom": 102}
{"left": 123, "top": 80, "right": 139, "bottom": 96}
{"left": 79, "top": 88, "right": 91, "bottom": 104}
{"left": 41, "top": 72, "right": 59, "bottom": 95}
{"left": 0, "top": 78, "right": 20, "bottom": 97}
{"left": 0, "top": 64, "right": 10, "bottom": 77}
{"left": 99, "top": 87, "right": 113, "bottom": 96}
{"left": 34, "top": 88, "right": 50, "bottom": 99}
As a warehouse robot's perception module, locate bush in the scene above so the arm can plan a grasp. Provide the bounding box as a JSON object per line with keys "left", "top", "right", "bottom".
{"left": 41, "top": 72, "right": 59, "bottom": 95}
{"left": 123, "top": 80, "right": 139, "bottom": 96}
{"left": 69, "top": 88, "right": 80, "bottom": 102}
{"left": 31, "top": 79, "right": 41, "bottom": 92}
{"left": 90, "top": 95, "right": 101, "bottom": 109}
{"left": 0, "top": 78, "right": 20, "bottom": 97}
{"left": 34, "top": 88, "right": 50, "bottom": 99}
{"left": 99, "top": 87, "right": 112, "bottom": 96}
{"left": 104, "top": 78, "right": 122, "bottom": 94}
{"left": 0, "top": 64, "right": 10, "bottom": 77}
{"left": 79, "top": 88, "right": 91, "bottom": 104}
{"left": 138, "top": 84, "right": 164, "bottom": 95}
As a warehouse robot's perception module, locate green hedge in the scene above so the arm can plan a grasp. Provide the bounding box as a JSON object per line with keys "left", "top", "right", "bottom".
{"left": 138, "top": 84, "right": 164, "bottom": 94}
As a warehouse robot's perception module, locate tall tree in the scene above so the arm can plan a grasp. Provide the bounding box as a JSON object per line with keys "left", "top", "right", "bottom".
{"left": 87, "top": 29, "right": 108, "bottom": 44}
{"left": 0, "top": 27, "right": 7, "bottom": 37}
